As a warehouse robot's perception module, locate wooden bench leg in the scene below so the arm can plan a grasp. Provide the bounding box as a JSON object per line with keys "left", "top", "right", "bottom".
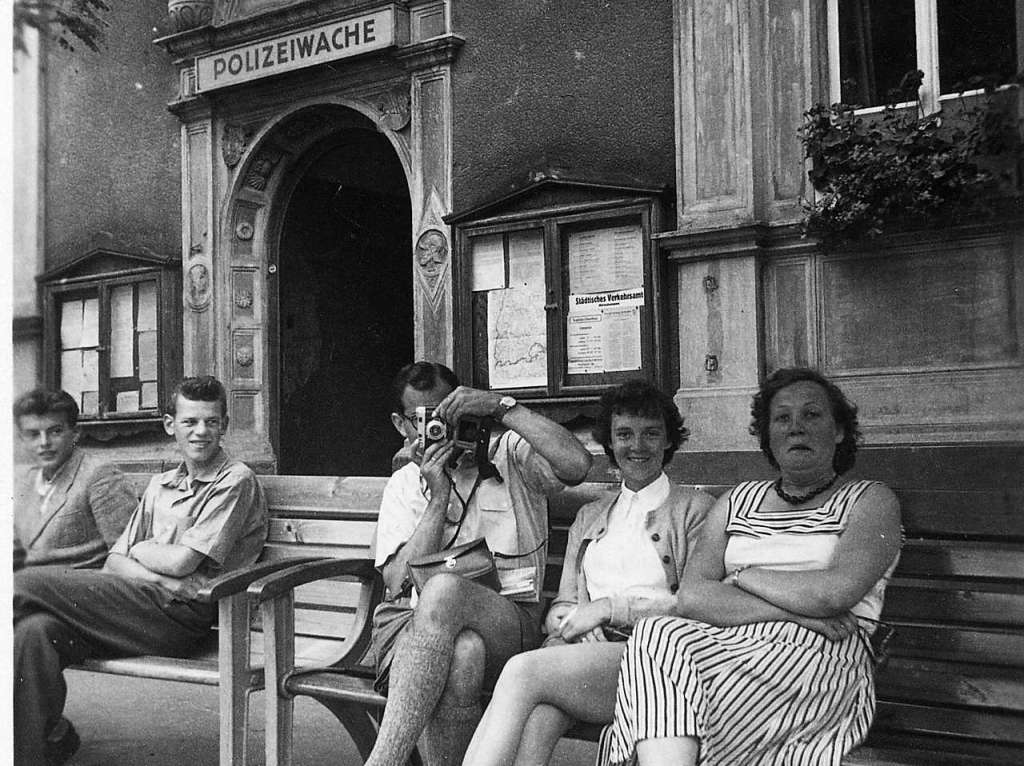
{"left": 219, "top": 594, "right": 253, "bottom": 766}
{"left": 262, "top": 593, "right": 295, "bottom": 766}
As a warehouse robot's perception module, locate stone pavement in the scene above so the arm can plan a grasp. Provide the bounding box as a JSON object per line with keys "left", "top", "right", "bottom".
{"left": 61, "top": 669, "right": 597, "bottom": 765}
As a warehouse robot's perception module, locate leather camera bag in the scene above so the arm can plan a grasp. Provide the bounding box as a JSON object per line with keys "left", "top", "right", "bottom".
{"left": 406, "top": 537, "right": 501, "bottom": 594}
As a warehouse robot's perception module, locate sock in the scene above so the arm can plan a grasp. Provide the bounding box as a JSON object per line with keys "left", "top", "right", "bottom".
{"left": 366, "top": 628, "right": 452, "bottom": 766}
{"left": 420, "top": 694, "right": 482, "bottom": 766}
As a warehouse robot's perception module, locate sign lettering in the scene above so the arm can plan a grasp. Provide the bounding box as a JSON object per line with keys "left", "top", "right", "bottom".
{"left": 195, "top": 9, "right": 401, "bottom": 93}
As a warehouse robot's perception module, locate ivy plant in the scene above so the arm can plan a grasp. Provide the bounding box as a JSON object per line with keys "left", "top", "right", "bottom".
{"left": 799, "top": 73, "right": 1021, "bottom": 248}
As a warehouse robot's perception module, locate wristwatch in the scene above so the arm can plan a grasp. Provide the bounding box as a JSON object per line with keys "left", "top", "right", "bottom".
{"left": 491, "top": 395, "right": 518, "bottom": 424}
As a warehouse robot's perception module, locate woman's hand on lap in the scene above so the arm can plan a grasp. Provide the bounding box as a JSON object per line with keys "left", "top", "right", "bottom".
{"left": 559, "top": 599, "right": 611, "bottom": 642}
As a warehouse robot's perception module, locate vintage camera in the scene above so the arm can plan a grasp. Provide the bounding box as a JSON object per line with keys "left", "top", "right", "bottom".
{"left": 415, "top": 406, "right": 489, "bottom": 452}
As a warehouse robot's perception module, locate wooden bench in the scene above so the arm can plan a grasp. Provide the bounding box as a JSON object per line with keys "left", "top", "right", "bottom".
{"left": 72, "top": 473, "right": 389, "bottom": 766}
{"left": 247, "top": 450, "right": 1024, "bottom": 766}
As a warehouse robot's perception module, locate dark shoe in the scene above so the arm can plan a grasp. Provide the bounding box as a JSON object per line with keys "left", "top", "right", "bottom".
{"left": 44, "top": 720, "right": 80, "bottom": 766}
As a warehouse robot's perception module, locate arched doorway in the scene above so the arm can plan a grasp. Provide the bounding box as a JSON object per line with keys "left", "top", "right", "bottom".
{"left": 275, "top": 124, "right": 412, "bottom": 475}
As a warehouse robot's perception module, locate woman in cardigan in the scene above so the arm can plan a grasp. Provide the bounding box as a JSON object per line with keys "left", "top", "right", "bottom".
{"left": 462, "top": 380, "right": 715, "bottom": 766}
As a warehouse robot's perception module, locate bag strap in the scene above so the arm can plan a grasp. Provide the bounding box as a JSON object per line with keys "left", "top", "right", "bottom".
{"left": 441, "top": 471, "right": 483, "bottom": 550}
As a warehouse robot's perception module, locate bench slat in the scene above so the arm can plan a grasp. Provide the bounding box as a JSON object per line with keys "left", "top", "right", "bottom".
{"left": 897, "top": 539, "right": 1024, "bottom": 579}
{"left": 262, "top": 542, "right": 372, "bottom": 561}
{"left": 886, "top": 623, "right": 1024, "bottom": 667}
{"left": 876, "top": 658, "right": 1024, "bottom": 711}
{"left": 79, "top": 654, "right": 236, "bottom": 686}
{"left": 883, "top": 579, "right": 1024, "bottom": 627}
{"left": 898, "top": 489, "right": 1024, "bottom": 539}
{"left": 258, "top": 475, "right": 390, "bottom": 511}
{"left": 268, "top": 518, "right": 377, "bottom": 546}
{"left": 873, "top": 700, "right": 1024, "bottom": 746}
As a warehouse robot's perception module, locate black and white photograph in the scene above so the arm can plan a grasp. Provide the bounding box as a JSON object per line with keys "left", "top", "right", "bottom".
{"left": 6, "top": 1, "right": 1023, "bottom": 765}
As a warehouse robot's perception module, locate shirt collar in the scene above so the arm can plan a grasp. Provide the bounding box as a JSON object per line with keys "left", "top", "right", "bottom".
{"left": 161, "top": 449, "right": 230, "bottom": 488}
{"left": 619, "top": 471, "right": 670, "bottom": 512}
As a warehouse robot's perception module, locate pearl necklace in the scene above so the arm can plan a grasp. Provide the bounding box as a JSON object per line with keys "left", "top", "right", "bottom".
{"left": 772, "top": 473, "right": 838, "bottom": 505}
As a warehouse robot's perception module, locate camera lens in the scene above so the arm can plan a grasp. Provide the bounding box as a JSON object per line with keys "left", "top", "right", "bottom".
{"left": 425, "top": 419, "right": 447, "bottom": 441}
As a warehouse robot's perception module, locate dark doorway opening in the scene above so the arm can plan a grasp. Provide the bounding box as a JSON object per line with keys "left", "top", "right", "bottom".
{"left": 277, "top": 128, "right": 412, "bottom": 476}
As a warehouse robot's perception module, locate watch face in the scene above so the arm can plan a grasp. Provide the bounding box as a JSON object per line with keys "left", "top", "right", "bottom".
{"left": 501, "top": 396, "right": 517, "bottom": 408}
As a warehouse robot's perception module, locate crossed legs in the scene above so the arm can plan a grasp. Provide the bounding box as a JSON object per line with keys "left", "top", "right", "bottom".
{"left": 366, "top": 573, "right": 538, "bottom": 766}
{"left": 463, "top": 640, "right": 626, "bottom": 766}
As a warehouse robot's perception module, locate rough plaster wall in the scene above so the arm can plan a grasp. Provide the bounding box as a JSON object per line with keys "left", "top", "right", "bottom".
{"left": 451, "top": 0, "right": 676, "bottom": 211}
{"left": 44, "top": 0, "right": 181, "bottom": 263}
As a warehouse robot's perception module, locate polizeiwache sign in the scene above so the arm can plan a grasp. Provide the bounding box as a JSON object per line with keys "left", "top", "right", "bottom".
{"left": 195, "top": 7, "right": 404, "bottom": 93}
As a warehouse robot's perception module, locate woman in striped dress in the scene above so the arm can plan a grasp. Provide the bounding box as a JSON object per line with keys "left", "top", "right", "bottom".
{"left": 601, "top": 367, "right": 902, "bottom": 766}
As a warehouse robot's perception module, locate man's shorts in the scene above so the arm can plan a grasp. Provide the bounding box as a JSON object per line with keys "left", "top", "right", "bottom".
{"left": 367, "top": 596, "right": 544, "bottom": 694}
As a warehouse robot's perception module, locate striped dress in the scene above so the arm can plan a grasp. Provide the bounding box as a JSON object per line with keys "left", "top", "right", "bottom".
{"left": 599, "top": 480, "right": 887, "bottom": 766}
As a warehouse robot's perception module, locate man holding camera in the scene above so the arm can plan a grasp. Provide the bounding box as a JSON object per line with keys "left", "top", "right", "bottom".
{"left": 366, "top": 361, "right": 592, "bottom": 766}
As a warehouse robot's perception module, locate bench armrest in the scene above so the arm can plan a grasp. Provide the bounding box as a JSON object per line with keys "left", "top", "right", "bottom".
{"left": 195, "top": 556, "right": 329, "bottom": 603}
{"left": 249, "top": 558, "right": 384, "bottom": 676}
{"left": 247, "top": 557, "right": 380, "bottom": 601}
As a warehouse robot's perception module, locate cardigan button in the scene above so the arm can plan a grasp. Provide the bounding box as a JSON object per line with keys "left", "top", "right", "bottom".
{"left": 662, "top": 555, "right": 670, "bottom": 563}
{"left": 651, "top": 533, "right": 661, "bottom": 542}
{"left": 670, "top": 583, "right": 679, "bottom": 593}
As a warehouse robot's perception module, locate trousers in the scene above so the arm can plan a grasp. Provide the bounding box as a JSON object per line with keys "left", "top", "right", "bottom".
{"left": 13, "top": 566, "right": 216, "bottom": 765}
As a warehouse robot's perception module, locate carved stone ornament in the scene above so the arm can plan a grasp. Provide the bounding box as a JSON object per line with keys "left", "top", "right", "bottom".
{"left": 378, "top": 87, "right": 411, "bottom": 132}
{"left": 234, "top": 289, "right": 254, "bottom": 309}
{"left": 415, "top": 187, "right": 451, "bottom": 313}
{"left": 187, "top": 263, "right": 211, "bottom": 311}
{"left": 167, "top": 0, "right": 213, "bottom": 33}
{"left": 235, "top": 220, "right": 254, "bottom": 240}
{"left": 222, "top": 124, "right": 250, "bottom": 169}
{"left": 235, "top": 346, "right": 255, "bottom": 367}
{"left": 415, "top": 228, "right": 449, "bottom": 294}
{"left": 244, "top": 149, "right": 282, "bottom": 192}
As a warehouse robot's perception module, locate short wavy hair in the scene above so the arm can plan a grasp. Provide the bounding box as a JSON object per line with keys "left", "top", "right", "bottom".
{"left": 13, "top": 388, "right": 79, "bottom": 428}
{"left": 165, "top": 376, "right": 228, "bottom": 418}
{"left": 593, "top": 379, "right": 688, "bottom": 468}
{"left": 391, "top": 361, "right": 460, "bottom": 414}
{"left": 749, "top": 367, "right": 861, "bottom": 474}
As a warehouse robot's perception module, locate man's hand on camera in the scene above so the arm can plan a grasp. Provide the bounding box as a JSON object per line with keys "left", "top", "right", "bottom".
{"left": 434, "top": 386, "right": 501, "bottom": 426}
{"left": 419, "top": 439, "right": 456, "bottom": 498}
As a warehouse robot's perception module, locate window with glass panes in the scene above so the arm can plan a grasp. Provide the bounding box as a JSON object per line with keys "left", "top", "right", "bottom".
{"left": 828, "top": 0, "right": 1021, "bottom": 113}
{"left": 43, "top": 261, "right": 178, "bottom": 423}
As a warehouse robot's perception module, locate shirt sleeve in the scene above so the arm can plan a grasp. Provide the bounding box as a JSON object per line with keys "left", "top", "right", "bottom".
{"left": 87, "top": 463, "right": 141, "bottom": 547}
{"left": 503, "top": 432, "right": 565, "bottom": 497}
{"left": 372, "top": 467, "right": 422, "bottom": 569}
{"left": 551, "top": 504, "right": 588, "bottom": 610}
{"left": 177, "top": 467, "right": 263, "bottom": 566}
{"left": 110, "top": 476, "right": 160, "bottom": 556}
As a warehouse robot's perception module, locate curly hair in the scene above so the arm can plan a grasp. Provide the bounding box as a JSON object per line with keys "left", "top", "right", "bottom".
{"left": 593, "top": 379, "right": 688, "bottom": 468}
{"left": 165, "top": 376, "right": 228, "bottom": 418}
{"left": 749, "top": 367, "right": 861, "bottom": 474}
{"left": 13, "top": 388, "right": 79, "bottom": 428}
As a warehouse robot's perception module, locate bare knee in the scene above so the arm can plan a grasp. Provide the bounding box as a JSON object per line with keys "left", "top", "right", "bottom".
{"left": 444, "top": 629, "right": 486, "bottom": 702}
{"left": 414, "top": 573, "right": 472, "bottom": 631}
{"left": 492, "top": 649, "right": 548, "bottom": 698}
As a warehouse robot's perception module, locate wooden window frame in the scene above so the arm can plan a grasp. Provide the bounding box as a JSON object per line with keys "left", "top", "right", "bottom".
{"left": 41, "top": 260, "right": 180, "bottom": 429}
{"left": 453, "top": 198, "right": 665, "bottom": 410}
